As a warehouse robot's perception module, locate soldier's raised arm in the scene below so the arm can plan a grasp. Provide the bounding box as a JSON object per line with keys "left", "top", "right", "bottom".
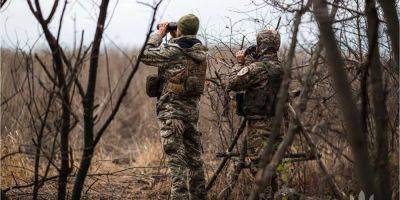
{"left": 226, "top": 49, "right": 267, "bottom": 91}
{"left": 141, "top": 34, "right": 179, "bottom": 68}
{"left": 226, "top": 30, "right": 282, "bottom": 92}
{"left": 141, "top": 22, "right": 178, "bottom": 68}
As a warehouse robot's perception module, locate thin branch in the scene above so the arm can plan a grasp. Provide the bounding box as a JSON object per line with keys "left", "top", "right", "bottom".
{"left": 248, "top": 1, "right": 311, "bottom": 199}
{"left": 313, "top": 0, "right": 375, "bottom": 197}
{"left": 94, "top": 0, "right": 164, "bottom": 146}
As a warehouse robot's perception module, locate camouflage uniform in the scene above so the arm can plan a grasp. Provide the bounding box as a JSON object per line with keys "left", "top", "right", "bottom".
{"left": 227, "top": 29, "right": 283, "bottom": 198}
{"left": 141, "top": 33, "right": 208, "bottom": 200}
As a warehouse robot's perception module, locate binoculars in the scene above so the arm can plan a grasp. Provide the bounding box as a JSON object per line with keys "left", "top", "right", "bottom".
{"left": 244, "top": 44, "right": 257, "bottom": 58}
{"left": 156, "top": 22, "right": 178, "bottom": 31}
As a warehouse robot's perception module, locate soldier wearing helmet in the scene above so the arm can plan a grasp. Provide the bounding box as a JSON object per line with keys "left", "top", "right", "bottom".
{"left": 225, "top": 29, "right": 283, "bottom": 198}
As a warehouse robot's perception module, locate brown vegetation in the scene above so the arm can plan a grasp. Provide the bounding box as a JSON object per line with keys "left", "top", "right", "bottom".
{"left": 1, "top": 0, "right": 399, "bottom": 199}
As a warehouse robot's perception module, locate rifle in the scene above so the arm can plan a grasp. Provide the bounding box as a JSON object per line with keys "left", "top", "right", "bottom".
{"left": 206, "top": 119, "right": 247, "bottom": 191}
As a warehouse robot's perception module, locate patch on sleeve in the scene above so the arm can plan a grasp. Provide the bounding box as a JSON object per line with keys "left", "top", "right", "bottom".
{"left": 237, "top": 67, "right": 249, "bottom": 76}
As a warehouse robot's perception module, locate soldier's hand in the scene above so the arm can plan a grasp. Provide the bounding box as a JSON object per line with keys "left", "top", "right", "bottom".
{"left": 170, "top": 29, "right": 178, "bottom": 38}
{"left": 235, "top": 50, "right": 246, "bottom": 64}
{"left": 157, "top": 22, "right": 169, "bottom": 38}
{"left": 221, "top": 79, "right": 231, "bottom": 92}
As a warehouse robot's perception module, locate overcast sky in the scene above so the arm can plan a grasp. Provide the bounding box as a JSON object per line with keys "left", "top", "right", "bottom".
{"left": 0, "top": 0, "right": 286, "bottom": 50}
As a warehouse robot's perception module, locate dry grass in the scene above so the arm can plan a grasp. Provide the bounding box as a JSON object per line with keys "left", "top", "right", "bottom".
{"left": 1, "top": 47, "right": 398, "bottom": 199}
{"left": 1, "top": 131, "right": 31, "bottom": 188}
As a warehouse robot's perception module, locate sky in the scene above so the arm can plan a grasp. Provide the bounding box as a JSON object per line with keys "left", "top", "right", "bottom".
{"left": 0, "top": 0, "right": 284, "bottom": 50}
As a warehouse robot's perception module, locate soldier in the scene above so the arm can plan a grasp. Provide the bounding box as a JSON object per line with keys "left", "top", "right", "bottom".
{"left": 225, "top": 29, "right": 283, "bottom": 198}
{"left": 141, "top": 14, "right": 207, "bottom": 200}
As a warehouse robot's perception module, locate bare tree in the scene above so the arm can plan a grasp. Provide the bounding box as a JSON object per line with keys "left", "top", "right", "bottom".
{"left": 365, "top": 0, "right": 391, "bottom": 199}
{"left": 71, "top": 0, "right": 163, "bottom": 199}
{"left": 26, "top": 1, "right": 74, "bottom": 198}
{"left": 2, "top": 0, "right": 165, "bottom": 199}
{"left": 313, "top": 0, "right": 375, "bottom": 197}
{"left": 1, "top": 0, "right": 397, "bottom": 199}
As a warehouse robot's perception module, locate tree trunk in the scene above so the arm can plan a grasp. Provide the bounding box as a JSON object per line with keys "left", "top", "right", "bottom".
{"left": 313, "top": 0, "right": 375, "bottom": 197}
{"left": 71, "top": 1, "right": 110, "bottom": 199}
{"left": 71, "top": 147, "right": 94, "bottom": 200}
{"left": 365, "top": 0, "right": 391, "bottom": 199}
{"left": 376, "top": 0, "right": 399, "bottom": 67}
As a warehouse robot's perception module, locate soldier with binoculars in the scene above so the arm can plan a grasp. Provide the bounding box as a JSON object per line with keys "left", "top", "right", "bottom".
{"left": 141, "top": 14, "right": 208, "bottom": 200}
{"left": 225, "top": 29, "right": 283, "bottom": 199}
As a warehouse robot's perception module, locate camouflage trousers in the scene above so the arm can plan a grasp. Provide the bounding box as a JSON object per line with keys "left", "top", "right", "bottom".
{"left": 226, "top": 119, "right": 282, "bottom": 199}
{"left": 247, "top": 119, "right": 282, "bottom": 171}
{"left": 159, "top": 118, "right": 206, "bottom": 200}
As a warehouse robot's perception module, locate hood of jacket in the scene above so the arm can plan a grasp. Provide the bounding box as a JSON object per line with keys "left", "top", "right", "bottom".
{"left": 170, "top": 35, "right": 208, "bottom": 62}
{"left": 256, "top": 29, "right": 280, "bottom": 62}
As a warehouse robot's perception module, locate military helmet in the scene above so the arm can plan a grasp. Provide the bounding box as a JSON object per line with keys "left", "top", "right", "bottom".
{"left": 177, "top": 14, "right": 200, "bottom": 35}
{"left": 256, "top": 29, "right": 280, "bottom": 54}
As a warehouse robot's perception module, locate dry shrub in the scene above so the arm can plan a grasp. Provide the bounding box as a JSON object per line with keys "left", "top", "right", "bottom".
{"left": 1, "top": 43, "right": 398, "bottom": 199}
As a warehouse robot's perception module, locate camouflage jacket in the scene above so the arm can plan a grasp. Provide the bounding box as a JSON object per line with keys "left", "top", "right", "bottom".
{"left": 141, "top": 34, "right": 208, "bottom": 122}
{"left": 227, "top": 59, "right": 282, "bottom": 118}
{"left": 227, "top": 58, "right": 281, "bottom": 91}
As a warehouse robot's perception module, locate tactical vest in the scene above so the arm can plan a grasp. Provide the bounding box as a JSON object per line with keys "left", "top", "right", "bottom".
{"left": 164, "top": 57, "right": 207, "bottom": 97}
{"left": 237, "top": 61, "right": 282, "bottom": 118}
